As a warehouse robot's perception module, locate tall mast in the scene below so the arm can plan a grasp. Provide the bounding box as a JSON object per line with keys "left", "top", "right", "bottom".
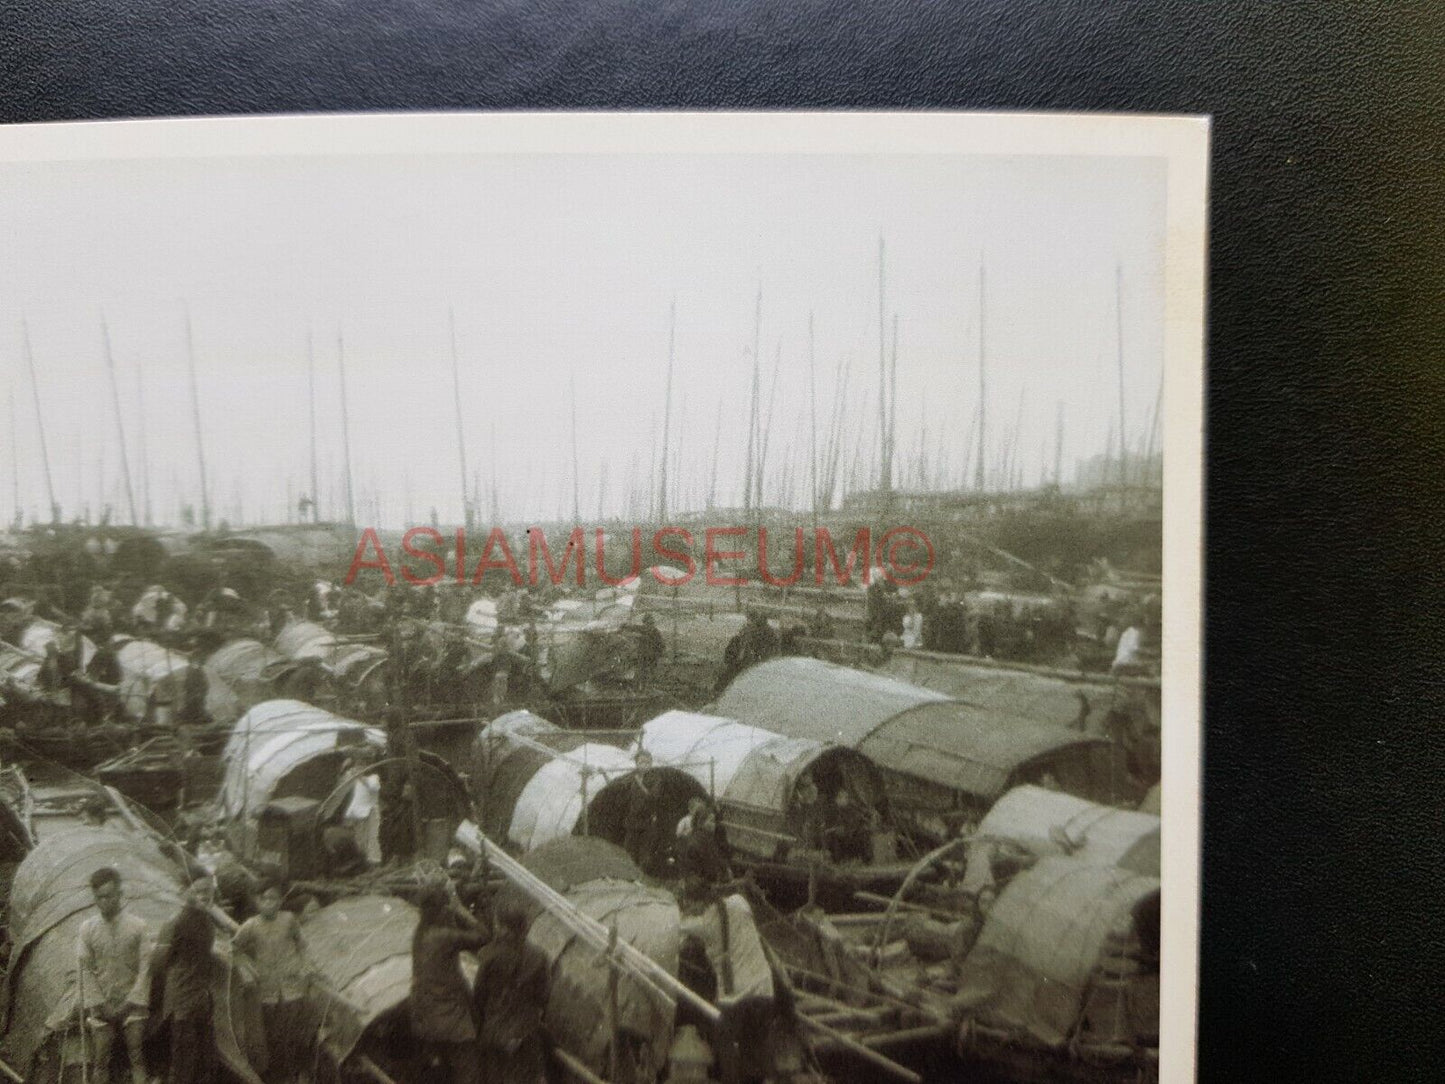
{"left": 807, "top": 311, "right": 818, "bottom": 528}
{"left": 877, "top": 238, "right": 891, "bottom": 501}
{"left": 1142, "top": 373, "right": 1163, "bottom": 484}
{"left": 1115, "top": 262, "right": 1128, "bottom": 488}
{"left": 1054, "top": 401, "right": 1066, "bottom": 486}
{"left": 707, "top": 397, "right": 723, "bottom": 511}
{"left": 448, "top": 307, "right": 471, "bottom": 527}
{"left": 184, "top": 309, "right": 212, "bottom": 531}
{"left": 975, "top": 262, "right": 987, "bottom": 491}
{"left": 21, "top": 320, "right": 58, "bottom": 523}
{"left": 569, "top": 371, "right": 582, "bottom": 524}
{"left": 757, "top": 339, "right": 782, "bottom": 513}
{"left": 8, "top": 386, "right": 18, "bottom": 527}
{"left": 306, "top": 328, "right": 319, "bottom": 523}
{"left": 134, "top": 365, "right": 153, "bottom": 526}
{"left": 890, "top": 312, "right": 899, "bottom": 490}
{"left": 743, "top": 286, "right": 761, "bottom": 516}
{"left": 489, "top": 421, "right": 500, "bottom": 523}
{"left": 100, "top": 315, "right": 139, "bottom": 526}
{"left": 658, "top": 299, "right": 676, "bottom": 523}
{"left": 337, "top": 329, "right": 357, "bottom": 526}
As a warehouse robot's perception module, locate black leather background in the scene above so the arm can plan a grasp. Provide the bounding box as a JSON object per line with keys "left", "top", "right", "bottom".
{"left": 2, "top": 3, "right": 1443, "bottom": 1080}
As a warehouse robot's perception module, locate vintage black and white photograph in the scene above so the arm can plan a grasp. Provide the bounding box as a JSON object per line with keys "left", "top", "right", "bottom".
{"left": 0, "top": 114, "right": 1206, "bottom": 1084}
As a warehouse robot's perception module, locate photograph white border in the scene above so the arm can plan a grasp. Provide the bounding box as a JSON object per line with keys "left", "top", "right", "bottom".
{"left": 0, "top": 110, "right": 1208, "bottom": 1081}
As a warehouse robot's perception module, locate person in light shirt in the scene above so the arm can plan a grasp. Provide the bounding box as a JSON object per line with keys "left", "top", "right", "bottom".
{"left": 233, "top": 881, "right": 316, "bottom": 1084}
{"left": 1111, "top": 609, "right": 1157, "bottom": 676}
{"left": 78, "top": 866, "right": 154, "bottom": 1084}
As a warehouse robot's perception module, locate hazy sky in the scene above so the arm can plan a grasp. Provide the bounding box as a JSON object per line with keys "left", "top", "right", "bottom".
{"left": 0, "top": 148, "right": 1165, "bottom": 527}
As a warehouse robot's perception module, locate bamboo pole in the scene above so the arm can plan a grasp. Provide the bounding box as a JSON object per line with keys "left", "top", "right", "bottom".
{"left": 449, "top": 307, "right": 471, "bottom": 527}
{"left": 570, "top": 372, "right": 582, "bottom": 524}
{"left": 743, "top": 286, "right": 761, "bottom": 516}
{"left": 307, "top": 328, "right": 320, "bottom": 523}
{"left": 808, "top": 311, "right": 818, "bottom": 527}
{"left": 706, "top": 397, "right": 723, "bottom": 511}
{"left": 658, "top": 299, "right": 675, "bottom": 523}
{"left": 1114, "top": 262, "right": 1128, "bottom": 488}
{"left": 183, "top": 308, "right": 212, "bottom": 531}
{"left": 100, "top": 315, "right": 139, "bottom": 526}
{"left": 757, "top": 338, "right": 782, "bottom": 511}
{"left": 877, "top": 238, "right": 891, "bottom": 500}
{"left": 20, "top": 318, "right": 58, "bottom": 523}
{"left": 7, "top": 386, "right": 18, "bottom": 527}
{"left": 798, "top": 1015, "right": 922, "bottom": 1084}
{"left": 975, "top": 263, "right": 987, "bottom": 491}
{"left": 134, "top": 365, "right": 153, "bottom": 526}
{"left": 337, "top": 330, "right": 356, "bottom": 526}
{"left": 889, "top": 312, "right": 899, "bottom": 493}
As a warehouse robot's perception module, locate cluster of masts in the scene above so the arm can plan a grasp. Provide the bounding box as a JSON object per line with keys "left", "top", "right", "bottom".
{"left": 8, "top": 240, "right": 1162, "bottom": 532}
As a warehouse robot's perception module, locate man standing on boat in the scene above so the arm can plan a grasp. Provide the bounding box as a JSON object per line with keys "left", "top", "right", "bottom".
{"left": 623, "top": 750, "right": 667, "bottom": 875}
{"left": 149, "top": 876, "right": 217, "bottom": 1084}
{"left": 473, "top": 901, "right": 550, "bottom": 1084}
{"left": 78, "top": 866, "right": 154, "bottom": 1084}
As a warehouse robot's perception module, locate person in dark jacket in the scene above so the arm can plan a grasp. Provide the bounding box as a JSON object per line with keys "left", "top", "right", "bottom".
{"left": 621, "top": 752, "right": 666, "bottom": 875}
{"left": 411, "top": 884, "right": 489, "bottom": 1084}
{"left": 175, "top": 659, "right": 210, "bottom": 728}
{"left": 632, "top": 614, "right": 665, "bottom": 684}
{"left": 150, "top": 877, "right": 216, "bottom": 1084}
{"left": 472, "top": 901, "right": 550, "bottom": 1084}
{"left": 75, "top": 636, "right": 122, "bottom": 724}
{"left": 676, "top": 804, "right": 731, "bottom": 897}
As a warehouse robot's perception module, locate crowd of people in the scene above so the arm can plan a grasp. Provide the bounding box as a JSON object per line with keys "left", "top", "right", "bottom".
{"left": 73, "top": 838, "right": 556, "bottom": 1084}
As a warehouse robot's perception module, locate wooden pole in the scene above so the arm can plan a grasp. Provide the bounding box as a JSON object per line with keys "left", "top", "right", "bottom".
{"left": 743, "top": 286, "right": 761, "bottom": 516}
{"left": 307, "top": 328, "right": 320, "bottom": 523}
{"left": 184, "top": 309, "right": 212, "bottom": 531}
{"left": 757, "top": 338, "right": 782, "bottom": 512}
{"left": 1054, "top": 400, "right": 1066, "bottom": 486}
{"left": 975, "top": 262, "right": 987, "bottom": 491}
{"left": 1115, "top": 262, "right": 1128, "bottom": 488}
{"left": 889, "top": 312, "right": 899, "bottom": 494}
{"left": 877, "top": 238, "right": 891, "bottom": 500}
{"left": 20, "top": 319, "right": 58, "bottom": 523}
{"left": 449, "top": 307, "right": 471, "bottom": 528}
{"left": 134, "top": 365, "right": 153, "bottom": 526}
{"left": 7, "top": 386, "right": 19, "bottom": 527}
{"left": 100, "top": 315, "right": 139, "bottom": 526}
{"left": 570, "top": 372, "right": 582, "bottom": 524}
{"left": 337, "top": 329, "right": 357, "bottom": 526}
{"left": 489, "top": 420, "right": 500, "bottom": 522}
{"left": 707, "top": 397, "right": 723, "bottom": 511}
{"left": 658, "top": 299, "right": 675, "bottom": 523}
{"left": 808, "top": 311, "right": 818, "bottom": 527}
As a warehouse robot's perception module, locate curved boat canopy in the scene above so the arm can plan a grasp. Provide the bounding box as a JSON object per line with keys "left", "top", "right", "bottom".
{"left": 475, "top": 713, "right": 703, "bottom": 855}
{"left": 882, "top": 655, "right": 1111, "bottom": 733}
{"left": 637, "top": 710, "right": 885, "bottom": 816}
{"left": 273, "top": 620, "right": 337, "bottom": 660}
{"left": 302, "top": 894, "right": 418, "bottom": 1063}
{"left": 955, "top": 856, "right": 1159, "bottom": 1051}
{"left": 204, "top": 638, "right": 289, "bottom": 725}
{"left": 219, "top": 699, "right": 384, "bottom": 822}
{"left": 714, "top": 657, "right": 1113, "bottom": 804}
{"left": 520, "top": 837, "right": 681, "bottom": 1080}
{"left": 475, "top": 712, "right": 638, "bottom": 852}
{"left": 974, "top": 785, "right": 1160, "bottom": 877}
